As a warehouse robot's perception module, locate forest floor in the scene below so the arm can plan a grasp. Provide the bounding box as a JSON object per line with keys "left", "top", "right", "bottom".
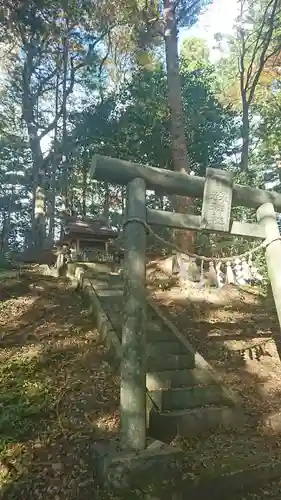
{"left": 1, "top": 266, "right": 281, "bottom": 498}
{"left": 0, "top": 269, "right": 120, "bottom": 500}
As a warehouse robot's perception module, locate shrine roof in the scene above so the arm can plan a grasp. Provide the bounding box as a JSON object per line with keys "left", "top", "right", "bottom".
{"left": 63, "top": 218, "right": 118, "bottom": 239}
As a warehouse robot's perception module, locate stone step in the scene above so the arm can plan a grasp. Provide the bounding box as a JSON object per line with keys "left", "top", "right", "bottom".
{"left": 147, "top": 341, "right": 183, "bottom": 358}
{"left": 183, "top": 459, "right": 281, "bottom": 499}
{"left": 99, "top": 296, "right": 123, "bottom": 314}
{"left": 149, "top": 385, "right": 225, "bottom": 411}
{"left": 148, "top": 406, "right": 242, "bottom": 442}
{"left": 96, "top": 288, "right": 124, "bottom": 297}
{"left": 148, "top": 353, "right": 195, "bottom": 372}
{"left": 98, "top": 298, "right": 173, "bottom": 342}
{"left": 146, "top": 367, "right": 217, "bottom": 391}
{"left": 147, "top": 324, "right": 172, "bottom": 342}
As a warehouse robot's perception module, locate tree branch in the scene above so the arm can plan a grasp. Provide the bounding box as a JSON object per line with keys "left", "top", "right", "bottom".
{"left": 98, "top": 36, "right": 111, "bottom": 104}
{"left": 238, "top": 27, "right": 246, "bottom": 100}
{"left": 39, "top": 29, "right": 110, "bottom": 136}
{"left": 248, "top": 0, "right": 279, "bottom": 104}
{"left": 38, "top": 56, "right": 75, "bottom": 140}
{"left": 33, "top": 67, "right": 58, "bottom": 100}
{"left": 244, "top": 0, "right": 276, "bottom": 92}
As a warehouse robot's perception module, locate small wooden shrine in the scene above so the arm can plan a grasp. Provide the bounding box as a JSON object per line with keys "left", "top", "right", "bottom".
{"left": 57, "top": 216, "right": 122, "bottom": 263}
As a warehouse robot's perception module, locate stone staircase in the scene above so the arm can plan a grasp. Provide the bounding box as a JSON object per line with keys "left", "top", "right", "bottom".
{"left": 146, "top": 309, "right": 241, "bottom": 441}
{"left": 89, "top": 270, "right": 242, "bottom": 441}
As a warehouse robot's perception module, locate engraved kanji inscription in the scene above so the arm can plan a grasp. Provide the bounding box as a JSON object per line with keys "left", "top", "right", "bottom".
{"left": 201, "top": 168, "right": 234, "bottom": 232}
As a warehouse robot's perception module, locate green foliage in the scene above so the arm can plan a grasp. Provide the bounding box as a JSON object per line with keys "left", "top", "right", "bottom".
{"left": 0, "top": 0, "right": 278, "bottom": 271}
{"left": 180, "top": 37, "right": 210, "bottom": 71}
{"left": 71, "top": 60, "right": 238, "bottom": 174}
{"left": 213, "top": 0, "right": 281, "bottom": 173}
{"left": 180, "top": 66, "right": 239, "bottom": 173}
{"left": 175, "top": 0, "right": 212, "bottom": 28}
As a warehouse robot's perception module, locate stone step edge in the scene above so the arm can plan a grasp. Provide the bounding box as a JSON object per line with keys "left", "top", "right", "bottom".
{"left": 159, "top": 403, "right": 231, "bottom": 414}
{"left": 148, "top": 385, "right": 228, "bottom": 411}
{"left": 146, "top": 368, "right": 223, "bottom": 390}
{"left": 148, "top": 383, "right": 222, "bottom": 391}
{"left": 181, "top": 457, "right": 281, "bottom": 499}
{"left": 148, "top": 405, "right": 243, "bottom": 441}
{"left": 147, "top": 298, "right": 241, "bottom": 408}
{"left": 154, "top": 404, "right": 238, "bottom": 416}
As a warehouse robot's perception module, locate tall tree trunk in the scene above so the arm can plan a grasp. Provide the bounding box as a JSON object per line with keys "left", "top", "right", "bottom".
{"left": 22, "top": 43, "right": 46, "bottom": 250}
{"left": 1, "top": 213, "right": 10, "bottom": 253}
{"left": 0, "top": 187, "right": 13, "bottom": 253}
{"left": 61, "top": 7, "right": 70, "bottom": 211}
{"left": 82, "top": 155, "right": 88, "bottom": 217}
{"left": 48, "top": 64, "right": 60, "bottom": 244}
{"left": 163, "top": 0, "right": 195, "bottom": 251}
{"left": 28, "top": 129, "right": 46, "bottom": 250}
{"left": 121, "top": 186, "right": 125, "bottom": 216}
{"left": 241, "top": 98, "right": 250, "bottom": 173}
{"left": 103, "top": 182, "right": 109, "bottom": 224}
{"left": 0, "top": 214, "right": 7, "bottom": 253}
{"left": 157, "top": 193, "right": 164, "bottom": 210}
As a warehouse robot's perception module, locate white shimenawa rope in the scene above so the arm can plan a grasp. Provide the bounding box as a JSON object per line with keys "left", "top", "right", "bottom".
{"left": 120, "top": 217, "right": 281, "bottom": 263}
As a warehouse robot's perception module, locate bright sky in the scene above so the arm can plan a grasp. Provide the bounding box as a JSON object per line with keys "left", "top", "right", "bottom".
{"left": 179, "top": 0, "right": 239, "bottom": 61}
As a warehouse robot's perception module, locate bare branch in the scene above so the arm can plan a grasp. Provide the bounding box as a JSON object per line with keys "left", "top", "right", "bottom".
{"left": 98, "top": 33, "right": 111, "bottom": 104}
{"left": 42, "top": 125, "right": 79, "bottom": 168}
{"left": 238, "top": 1, "right": 247, "bottom": 101}
{"left": 33, "top": 67, "right": 58, "bottom": 100}
{"left": 244, "top": 0, "right": 276, "bottom": 92}
{"left": 248, "top": 0, "right": 279, "bottom": 104}
{"left": 141, "top": 4, "right": 164, "bottom": 37}
{"left": 38, "top": 57, "right": 75, "bottom": 140}
{"left": 38, "top": 29, "right": 110, "bottom": 141}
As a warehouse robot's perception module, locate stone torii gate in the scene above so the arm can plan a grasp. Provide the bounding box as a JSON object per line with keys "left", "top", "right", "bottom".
{"left": 91, "top": 154, "right": 281, "bottom": 489}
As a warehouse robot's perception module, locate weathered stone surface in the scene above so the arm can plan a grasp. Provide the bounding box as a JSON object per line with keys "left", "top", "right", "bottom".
{"left": 261, "top": 410, "right": 281, "bottom": 433}
{"left": 148, "top": 299, "right": 241, "bottom": 408}
{"left": 80, "top": 277, "right": 122, "bottom": 358}
{"left": 93, "top": 439, "right": 183, "bottom": 491}
{"left": 147, "top": 340, "right": 182, "bottom": 358}
{"left": 147, "top": 208, "right": 265, "bottom": 240}
{"left": 66, "top": 261, "right": 77, "bottom": 276}
{"left": 91, "top": 154, "right": 281, "bottom": 212}
{"left": 39, "top": 264, "right": 59, "bottom": 277}
{"left": 146, "top": 367, "right": 219, "bottom": 391}
{"left": 183, "top": 458, "right": 281, "bottom": 499}
{"left": 257, "top": 203, "right": 281, "bottom": 342}
{"left": 147, "top": 353, "right": 195, "bottom": 371}
{"left": 201, "top": 168, "right": 234, "bottom": 233}
{"left": 149, "top": 406, "right": 243, "bottom": 442}
{"left": 149, "top": 384, "right": 225, "bottom": 411}
{"left": 147, "top": 323, "right": 172, "bottom": 342}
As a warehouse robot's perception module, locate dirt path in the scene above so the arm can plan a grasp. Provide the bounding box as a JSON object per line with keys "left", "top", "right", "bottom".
{"left": 0, "top": 270, "right": 119, "bottom": 499}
